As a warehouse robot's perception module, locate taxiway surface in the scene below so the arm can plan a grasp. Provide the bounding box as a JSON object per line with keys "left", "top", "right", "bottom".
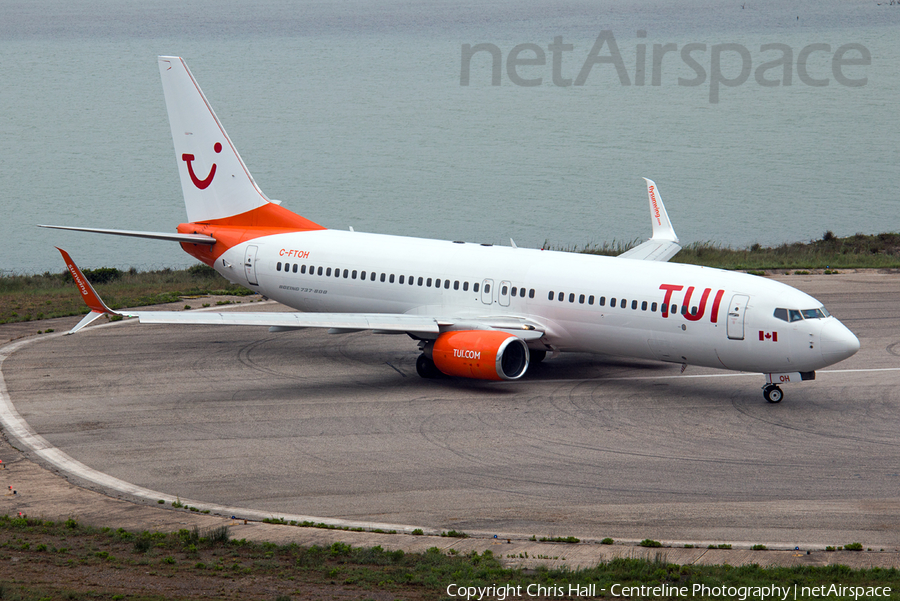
{"left": 4, "top": 272, "right": 899, "bottom": 547}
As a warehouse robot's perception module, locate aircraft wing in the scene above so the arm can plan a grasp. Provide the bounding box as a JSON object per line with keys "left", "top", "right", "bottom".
{"left": 617, "top": 178, "right": 682, "bottom": 262}
{"left": 122, "top": 310, "right": 543, "bottom": 339}
{"left": 122, "top": 309, "right": 443, "bottom": 334}
{"left": 57, "top": 248, "right": 544, "bottom": 340}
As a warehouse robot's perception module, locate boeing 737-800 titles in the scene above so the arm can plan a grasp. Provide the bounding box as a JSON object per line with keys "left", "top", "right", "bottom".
{"left": 42, "top": 56, "right": 860, "bottom": 403}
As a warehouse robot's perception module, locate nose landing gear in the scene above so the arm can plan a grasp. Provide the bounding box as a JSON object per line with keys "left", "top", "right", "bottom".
{"left": 763, "top": 384, "right": 783, "bottom": 403}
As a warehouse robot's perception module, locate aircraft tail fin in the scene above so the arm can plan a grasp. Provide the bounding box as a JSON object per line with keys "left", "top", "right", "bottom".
{"left": 158, "top": 56, "right": 277, "bottom": 224}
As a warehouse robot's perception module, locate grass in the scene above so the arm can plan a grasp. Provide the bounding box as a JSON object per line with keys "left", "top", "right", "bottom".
{"left": 1, "top": 515, "right": 899, "bottom": 600}
{"left": 539, "top": 535, "right": 580, "bottom": 544}
{"left": 575, "top": 231, "right": 900, "bottom": 270}
{"left": 0, "top": 263, "right": 253, "bottom": 325}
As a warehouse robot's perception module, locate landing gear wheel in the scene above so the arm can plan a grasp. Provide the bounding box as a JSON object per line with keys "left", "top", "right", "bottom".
{"left": 416, "top": 354, "right": 440, "bottom": 379}
{"left": 763, "top": 384, "right": 783, "bottom": 403}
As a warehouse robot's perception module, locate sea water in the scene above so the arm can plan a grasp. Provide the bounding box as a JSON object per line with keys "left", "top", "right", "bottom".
{"left": 1, "top": 0, "right": 898, "bottom": 274}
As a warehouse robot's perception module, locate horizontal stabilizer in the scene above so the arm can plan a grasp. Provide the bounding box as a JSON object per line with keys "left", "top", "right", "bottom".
{"left": 40, "top": 225, "right": 216, "bottom": 245}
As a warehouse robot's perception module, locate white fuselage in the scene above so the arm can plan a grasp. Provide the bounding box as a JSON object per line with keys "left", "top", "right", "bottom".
{"left": 214, "top": 229, "right": 857, "bottom": 375}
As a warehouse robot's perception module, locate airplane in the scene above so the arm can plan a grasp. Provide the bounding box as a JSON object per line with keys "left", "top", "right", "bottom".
{"left": 42, "top": 56, "right": 860, "bottom": 403}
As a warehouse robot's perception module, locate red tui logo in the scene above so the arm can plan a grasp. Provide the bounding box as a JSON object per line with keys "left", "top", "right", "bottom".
{"left": 182, "top": 142, "right": 222, "bottom": 189}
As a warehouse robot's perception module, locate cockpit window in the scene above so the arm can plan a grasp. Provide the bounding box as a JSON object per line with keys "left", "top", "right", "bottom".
{"left": 775, "top": 308, "right": 804, "bottom": 322}
{"left": 775, "top": 307, "right": 830, "bottom": 322}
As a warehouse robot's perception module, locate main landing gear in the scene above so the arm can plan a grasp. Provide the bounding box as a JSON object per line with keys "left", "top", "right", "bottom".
{"left": 416, "top": 354, "right": 441, "bottom": 379}
{"left": 763, "top": 384, "right": 783, "bottom": 403}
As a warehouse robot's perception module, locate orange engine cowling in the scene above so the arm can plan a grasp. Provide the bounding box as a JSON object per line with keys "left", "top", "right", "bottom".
{"left": 430, "top": 330, "right": 530, "bottom": 381}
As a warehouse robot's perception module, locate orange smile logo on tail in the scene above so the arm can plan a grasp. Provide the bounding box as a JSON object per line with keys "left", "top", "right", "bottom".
{"left": 182, "top": 142, "right": 222, "bottom": 189}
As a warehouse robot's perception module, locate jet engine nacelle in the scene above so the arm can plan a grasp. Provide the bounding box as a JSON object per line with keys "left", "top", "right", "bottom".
{"left": 430, "top": 330, "right": 529, "bottom": 380}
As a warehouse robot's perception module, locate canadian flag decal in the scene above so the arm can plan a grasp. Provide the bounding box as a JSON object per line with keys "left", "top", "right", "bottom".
{"left": 759, "top": 330, "right": 778, "bottom": 342}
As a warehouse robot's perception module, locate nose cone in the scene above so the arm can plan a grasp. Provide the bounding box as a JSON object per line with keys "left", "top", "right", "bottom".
{"left": 820, "top": 319, "right": 860, "bottom": 365}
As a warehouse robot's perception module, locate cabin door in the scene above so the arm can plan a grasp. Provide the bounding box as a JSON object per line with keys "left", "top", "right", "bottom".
{"left": 726, "top": 294, "right": 749, "bottom": 340}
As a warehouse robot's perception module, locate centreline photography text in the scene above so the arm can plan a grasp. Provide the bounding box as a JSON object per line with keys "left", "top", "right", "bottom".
{"left": 445, "top": 582, "right": 893, "bottom": 600}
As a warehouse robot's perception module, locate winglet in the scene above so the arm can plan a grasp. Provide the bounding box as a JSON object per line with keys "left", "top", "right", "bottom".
{"left": 616, "top": 178, "right": 682, "bottom": 261}
{"left": 642, "top": 178, "right": 679, "bottom": 243}
{"left": 56, "top": 248, "right": 119, "bottom": 334}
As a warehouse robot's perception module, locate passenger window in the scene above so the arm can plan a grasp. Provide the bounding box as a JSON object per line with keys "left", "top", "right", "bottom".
{"left": 588, "top": 295, "right": 594, "bottom": 305}
{"left": 427, "top": 277, "right": 432, "bottom": 287}
{"left": 360, "top": 270, "right": 366, "bottom": 280}
{"left": 474, "top": 282, "right": 479, "bottom": 292}
{"left": 418, "top": 277, "right": 424, "bottom": 286}
{"left": 641, "top": 301, "right": 647, "bottom": 310}
{"left": 409, "top": 275, "right": 415, "bottom": 285}
{"left": 276, "top": 262, "right": 282, "bottom": 271}
{"left": 621, "top": 299, "right": 627, "bottom": 309}
{"left": 579, "top": 294, "right": 585, "bottom": 304}
{"left": 548, "top": 291, "right": 554, "bottom": 301}
{"left": 520, "top": 288, "right": 526, "bottom": 297}
{"left": 485, "top": 283, "right": 491, "bottom": 293}
{"left": 632, "top": 300, "right": 638, "bottom": 310}
{"left": 351, "top": 270, "right": 356, "bottom": 279}
{"left": 301, "top": 265, "right": 307, "bottom": 274}
{"left": 463, "top": 282, "right": 469, "bottom": 291}
{"left": 789, "top": 310, "right": 803, "bottom": 322}
{"left": 389, "top": 274, "right": 395, "bottom": 283}
{"left": 511, "top": 287, "right": 517, "bottom": 296}
{"left": 326, "top": 267, "right": 332, "bottom": 276}
{"left": 317, "top": 267, "right": 323, "bottom": 276}
{"left": 599, "top": 297, "right": 606, "bottom": 306}
{"left": 567, "top": 293, "right": 573, "bottom": 303}
{"left": 774, "top": 308, "right": 788, "bottom": 322}
{"left": 454, "top": 281, "right": 459, "bottom": 290}
{"left": 558, "top": 292, "right": 564, "bottom": 302}
{"left": 343, "top": 269, "right": 349, "bottom": 278}
{"left": 671, "top": 304, "right": 677, "bottom": 315}
{"left": 611, "top": 297, "right": 616, "bottom": 307}
{"left": 502, "top": 285, "right": 509, "bottom": 295}
{"left": 651, "top": 302, "right": 657, "bottom": 312}
{"left": 371, "top": 272, "right": 376, "bottom": 281}
{"left": 381, "top": 273, "right": 386, "bottom": 282}
{"left": 335, "top": 268, "right": 341, "bottom": 278}
{"left": 529, "top": 289, "right": 535, "bottom": 298}
{"left": 399, "top": 275, "right": 405, "bottom": 284}
{"left": 444, "top": 280, "right": 450, "bottom": 289}
{"left": 435, "top": 279, "right": 441, "bottom": 288}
